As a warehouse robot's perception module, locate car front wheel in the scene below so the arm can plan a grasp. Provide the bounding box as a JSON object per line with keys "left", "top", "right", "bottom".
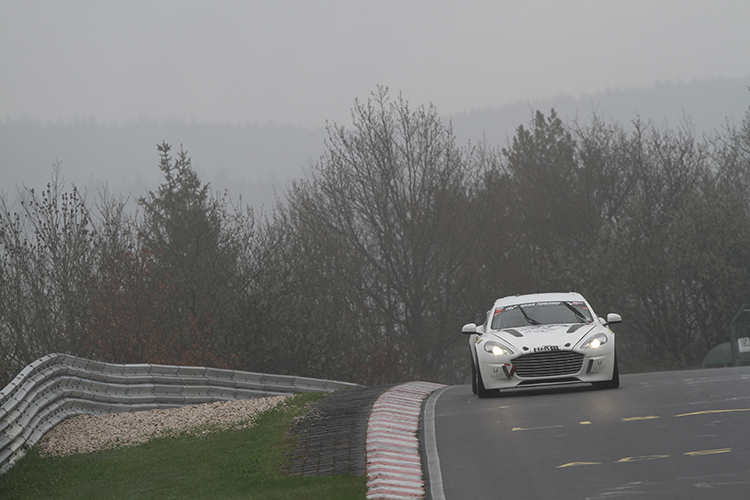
{"left": 471, "top": 358, "right": 478, "bottom": 395}
{"left": 476, "top": 363, "right": 492, "bottom": 398}
{"left": 592, "top": 356, "right": 619, "bottom": 390}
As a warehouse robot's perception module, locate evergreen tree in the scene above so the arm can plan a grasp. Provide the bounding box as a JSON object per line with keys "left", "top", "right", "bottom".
{"left": 138, "top": 142, "right": 242, "bottom": 363}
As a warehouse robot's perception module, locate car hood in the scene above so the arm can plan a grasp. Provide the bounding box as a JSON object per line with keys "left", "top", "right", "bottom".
{"left": 488, "top": 323, "right": 598, "bottom": 350}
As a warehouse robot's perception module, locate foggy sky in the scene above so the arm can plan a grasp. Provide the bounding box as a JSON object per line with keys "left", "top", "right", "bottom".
{"left": 2, "top": 0, "right": 750, "bottom": 129}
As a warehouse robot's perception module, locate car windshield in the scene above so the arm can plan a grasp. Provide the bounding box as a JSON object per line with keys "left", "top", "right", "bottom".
{"left": 491, "top": 301, "right": 593, "bottom": 330}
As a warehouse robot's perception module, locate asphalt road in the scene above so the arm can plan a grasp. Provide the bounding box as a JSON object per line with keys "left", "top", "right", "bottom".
{"left": 424, "top": 367, "right": 750, "bottom": 499}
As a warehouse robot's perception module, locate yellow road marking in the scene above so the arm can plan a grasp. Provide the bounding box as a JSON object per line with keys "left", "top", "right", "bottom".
{"left": 512, "top": 425, "right": 563, "bottom": 432}
{"left": 560, "top": 450, "right": 732, "bottom": 472}
{"left": 616, "top": 455, "right": 670, "bottom": 463}
{"left": 675, "top": 408, "right": 750, "bottom": 417}
{"left": 621, "top": 415, "right": 660, "bottom": 422}
{"left": 684, "top": 448, "right": 731, "bottom": 456}
{"left": 579, "top": 421, "right": 592, "bottom": 425}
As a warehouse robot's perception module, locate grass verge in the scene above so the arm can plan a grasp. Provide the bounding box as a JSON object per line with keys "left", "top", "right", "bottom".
{"left": 0, "top": 393, "right": 367, "bottom": 499}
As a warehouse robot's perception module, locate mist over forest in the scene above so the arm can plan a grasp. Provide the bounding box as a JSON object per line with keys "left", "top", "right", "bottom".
{"left": 2, "top": 78, "right": 747, "bottom": 211}
{"left": 1, "top": 79, "right": 750, "bottom": 387}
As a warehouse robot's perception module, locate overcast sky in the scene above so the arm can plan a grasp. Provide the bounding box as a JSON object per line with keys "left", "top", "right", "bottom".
{"left": 2, "top": 1, "right": 749, "bottom": 129}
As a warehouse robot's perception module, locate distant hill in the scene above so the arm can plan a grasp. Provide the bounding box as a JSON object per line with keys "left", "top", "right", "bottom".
{"left": 1, "top": 77, "right": 748, "bottom": 211}
{"left": 449, "top": 77, "right": 750, "bottom": 147}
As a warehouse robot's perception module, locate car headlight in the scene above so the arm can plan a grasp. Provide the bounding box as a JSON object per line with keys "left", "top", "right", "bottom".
{"left": 581, "top": 333, "right": 608, "bottom": 349}
{"left": 483, "top": 341, "right": 513, "bottom": 356}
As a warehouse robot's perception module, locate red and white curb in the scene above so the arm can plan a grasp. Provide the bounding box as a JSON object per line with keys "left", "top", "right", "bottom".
{"left": 366, "top": 381, "right": 446, "bottom": 500}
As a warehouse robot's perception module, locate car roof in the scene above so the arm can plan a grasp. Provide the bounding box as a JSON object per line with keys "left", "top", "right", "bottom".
{"left": 492, "top": 292, "right": 587, "bottom": 309}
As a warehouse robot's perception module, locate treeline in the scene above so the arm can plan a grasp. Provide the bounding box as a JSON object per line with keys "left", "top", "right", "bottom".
{"left": 2, "top": 87, "right": 750, "bottom": 386}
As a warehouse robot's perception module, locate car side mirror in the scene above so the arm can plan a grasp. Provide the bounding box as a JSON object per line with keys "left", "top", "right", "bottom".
{"left": 605, "top": 313, "right": 622, "bottom": 325}
{"left": 462, "top": 323, "right": 477, "bottom": 335}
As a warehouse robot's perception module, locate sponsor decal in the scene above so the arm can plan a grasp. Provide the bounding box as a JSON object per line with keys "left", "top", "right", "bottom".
{"left": 504, "top": 301, "right": 590, "bottom": 311}
{"left": 524, "top": 325, "right": 561, "bottom": 334}
{"left": 504, "top": 301, "right": 561, "bottom": 310}
{"left": 533, "top": 345, "right": 561, "bottom": 352}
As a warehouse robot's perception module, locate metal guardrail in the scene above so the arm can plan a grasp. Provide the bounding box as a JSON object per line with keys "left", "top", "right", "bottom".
{"left": 0, "top": 353, "right": 359, "bottom": 474}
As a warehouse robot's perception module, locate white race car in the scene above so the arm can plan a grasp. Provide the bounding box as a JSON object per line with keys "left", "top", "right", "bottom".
{"left": 463, "top": 292, "right": 621, "bottom": 397}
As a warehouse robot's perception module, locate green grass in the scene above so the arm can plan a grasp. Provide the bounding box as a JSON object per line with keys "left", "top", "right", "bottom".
{"left": 0, "top": 393, "right": 367, "bottom": 500}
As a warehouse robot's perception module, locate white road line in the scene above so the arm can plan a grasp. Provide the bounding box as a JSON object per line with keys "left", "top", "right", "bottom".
{"left": 423, "top": 386, "right": 449, "bottom": 500}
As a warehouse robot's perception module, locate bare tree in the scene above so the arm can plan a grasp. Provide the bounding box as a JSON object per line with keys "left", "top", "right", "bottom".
{"left": 0, "top": 166, "right": 94, "bottom": 381}
{"left": 282, "top": 88, "right": 479, "bottom": 382}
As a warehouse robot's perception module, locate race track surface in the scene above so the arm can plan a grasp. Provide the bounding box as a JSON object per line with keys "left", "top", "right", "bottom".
{"left": 424, "top": 367, "right": 750, "bottom": 500}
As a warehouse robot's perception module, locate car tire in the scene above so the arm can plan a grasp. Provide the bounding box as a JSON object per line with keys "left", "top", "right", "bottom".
{"left": 471, "top": 358, "right": 478, "bottom": 395}
{"left": 476, "top": 364, "right": 492, "bottom": 398}
{"left": 593, "top": 356, "right": 620, "bottom": 390}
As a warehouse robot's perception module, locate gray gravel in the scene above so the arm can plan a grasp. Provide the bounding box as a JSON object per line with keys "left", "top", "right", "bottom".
{"left": 37, "top": 395, "right": 289, "bottom": 457}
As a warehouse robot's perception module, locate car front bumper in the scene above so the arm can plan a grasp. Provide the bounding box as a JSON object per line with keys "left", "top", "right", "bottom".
{"left": 478, "top": 349, "right": 615, "bottom": 390}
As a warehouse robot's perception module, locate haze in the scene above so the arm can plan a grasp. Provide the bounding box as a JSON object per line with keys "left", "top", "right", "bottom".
{"left": 3, "top": 1, "right": 749, "bottom": 128}
{"left": 2, "top": 1, "right": 750, "bottom": 210}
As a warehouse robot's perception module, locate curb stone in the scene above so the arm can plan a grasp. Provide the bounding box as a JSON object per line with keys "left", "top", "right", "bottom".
{"left": 366, "top": 382, "right": 446, "bottom": 500}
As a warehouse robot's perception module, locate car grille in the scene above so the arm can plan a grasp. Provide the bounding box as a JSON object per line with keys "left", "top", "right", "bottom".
{"left": 513, "top": 351, "right": 584, "bottom": 378}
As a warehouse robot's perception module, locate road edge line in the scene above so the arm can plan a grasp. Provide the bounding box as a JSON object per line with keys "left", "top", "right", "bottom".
{"left": 423, "top": 386, "right": 449, "bottom": 500}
